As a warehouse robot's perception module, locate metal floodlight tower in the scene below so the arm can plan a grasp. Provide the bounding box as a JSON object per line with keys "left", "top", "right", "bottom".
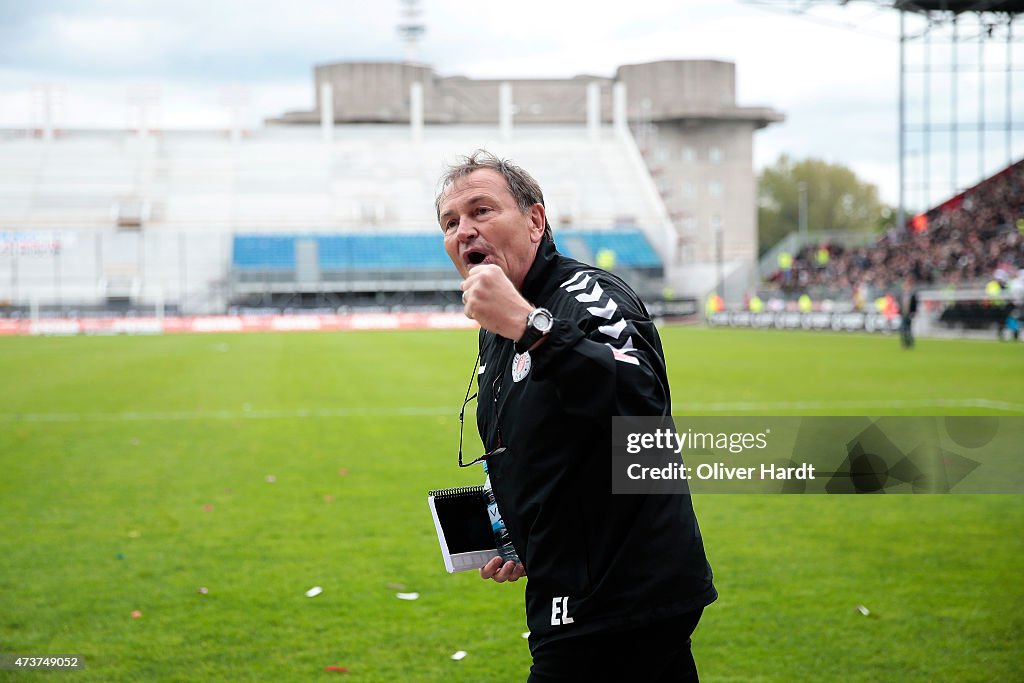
{"left": 743, "top": 1, "right": 1024, "bottom": 227}
{"left": 397, "top": 0, "right": 426, "bottom": 64}
{"left": 893, "top": 1, "right": 1024, "bottom": 229}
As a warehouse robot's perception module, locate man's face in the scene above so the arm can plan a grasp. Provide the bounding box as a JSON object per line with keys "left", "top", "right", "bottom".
{"left": 438, "top": 168, "right": 545, "bottom": 289}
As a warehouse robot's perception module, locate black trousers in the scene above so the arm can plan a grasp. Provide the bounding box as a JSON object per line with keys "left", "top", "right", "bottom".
{"left": 527, "top": 608, "right": 704, "bottom": 683}
{"left": 900, "top": 315, "right": 914, "bottom": 348}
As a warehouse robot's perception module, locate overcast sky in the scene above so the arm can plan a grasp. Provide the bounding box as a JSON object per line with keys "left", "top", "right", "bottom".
{"left": 2, "top": 0, "right": 1022, "bottom": 207}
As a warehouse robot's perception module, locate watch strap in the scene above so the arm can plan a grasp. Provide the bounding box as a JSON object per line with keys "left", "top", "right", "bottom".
{"left": 515, "top": 308, "right": 553, "bottom": 354}
{"left": 515, "top": 325, "right": 544, "bottom": 354}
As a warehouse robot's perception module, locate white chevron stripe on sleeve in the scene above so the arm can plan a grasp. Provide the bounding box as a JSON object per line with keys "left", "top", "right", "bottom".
{"left": 575, "top": 281, "right": 604, "bottom": 303}
{"left": 606, "top": 336, "right": 640, "bottom": 365}
{"left": 588, "top": 298, "right": 618, "bottom": 319}
{"left": 560, "top": 271, "right": 589, "bottom": 289}
{"left": 564, "top": 274, "right": 591, "bottom": 293}
{"left": 598, "top": 318, "right": 628, "bottom": 340}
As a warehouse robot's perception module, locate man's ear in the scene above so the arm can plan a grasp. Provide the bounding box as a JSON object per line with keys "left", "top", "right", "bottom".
{"left": 527, "top": 203, "right": 546, "bottom": 243}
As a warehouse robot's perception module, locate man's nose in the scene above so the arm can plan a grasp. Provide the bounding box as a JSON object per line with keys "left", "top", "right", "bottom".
{"left": 454, "top": 217, "right": 478, "bottom": 240}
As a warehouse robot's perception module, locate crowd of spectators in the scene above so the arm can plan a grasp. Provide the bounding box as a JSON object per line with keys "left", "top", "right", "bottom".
{"left": 767, "top": 159, "right": 1024, "bottom": 300}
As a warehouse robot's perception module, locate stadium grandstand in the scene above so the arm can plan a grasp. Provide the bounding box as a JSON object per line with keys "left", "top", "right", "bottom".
{"left": 725, "top": 158, "right": 1024, "bottom": 338}
{"left": 765, "top": 159, "right": 1023, "bottom": 294}
{"left": 0, "top": 58, "right": 782, "bottom": 325}
{"left": 708, "top": 1, "right": 1024, "bottom": 339}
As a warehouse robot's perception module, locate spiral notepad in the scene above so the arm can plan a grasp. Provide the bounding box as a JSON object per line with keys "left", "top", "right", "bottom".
{"left": 427, "top": 485, "right": 498, "bottom": 573}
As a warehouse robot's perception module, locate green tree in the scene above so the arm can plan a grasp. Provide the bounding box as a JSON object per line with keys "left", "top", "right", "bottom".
{"left": 757, "top": 155, "right": 892, "bottom": 255}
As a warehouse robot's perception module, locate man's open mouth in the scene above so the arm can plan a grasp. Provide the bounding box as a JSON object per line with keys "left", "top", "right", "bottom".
{"left": 465, "top": 251, "right": 487, "bottom": 265}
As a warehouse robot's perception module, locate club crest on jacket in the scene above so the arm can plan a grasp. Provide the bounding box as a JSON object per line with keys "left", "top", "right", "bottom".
{"left": 511, "top": 352, "right": 531, "bottom": 382}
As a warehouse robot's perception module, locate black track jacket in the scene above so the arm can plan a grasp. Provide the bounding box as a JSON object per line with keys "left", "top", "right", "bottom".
{"left": 476, "top": 238, "right": 717, "bottom": 648}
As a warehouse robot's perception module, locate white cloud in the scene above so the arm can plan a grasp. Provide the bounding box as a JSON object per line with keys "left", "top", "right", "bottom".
{"left": 45, "top": 14, "right": 186, "bottom": 66}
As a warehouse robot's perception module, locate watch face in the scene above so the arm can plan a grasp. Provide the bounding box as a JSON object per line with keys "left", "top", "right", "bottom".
{"left": 533, "top": 309, "right": 554, "bottom": 333}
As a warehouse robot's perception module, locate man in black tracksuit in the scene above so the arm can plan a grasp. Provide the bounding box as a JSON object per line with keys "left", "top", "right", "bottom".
{"left": 438, "top": 150, "right": 716, "bottom": 682}
{"left": 899, "top": 277, "right": 918, "bottom": 349}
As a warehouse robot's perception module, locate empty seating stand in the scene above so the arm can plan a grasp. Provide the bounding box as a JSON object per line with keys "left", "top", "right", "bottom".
{"left": 231, "top": 229, "right": 662, "bottom": 295}
{"left": 557, "top": 229, "right": 662, "bottom": 276}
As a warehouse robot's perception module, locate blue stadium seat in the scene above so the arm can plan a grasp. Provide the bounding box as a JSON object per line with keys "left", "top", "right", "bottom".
{"left": 317, "top": 234, "right": 451, "bottom": 269}
{"left": 556, "top": 228, "right": 661, "bottom": 268}
{"left": 232, "top": 236, "right": 296, "bottom": 270}
{"left": 233, "top": 233, "right": 452, "bottom": 270}
{"left": 233, "top": 230, "right": 660, "bottom": 272}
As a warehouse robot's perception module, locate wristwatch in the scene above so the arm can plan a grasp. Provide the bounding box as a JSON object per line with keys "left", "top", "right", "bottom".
{"left": 515, "top": 307, "right": 554, "bottom": 353}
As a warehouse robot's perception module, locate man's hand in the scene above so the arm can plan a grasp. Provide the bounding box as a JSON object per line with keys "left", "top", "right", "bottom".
{"left": 480, "top": 556, "right": 526, "bottom": 583}
{"left": 461, "top": 264, "right": 533, "bottom": 341}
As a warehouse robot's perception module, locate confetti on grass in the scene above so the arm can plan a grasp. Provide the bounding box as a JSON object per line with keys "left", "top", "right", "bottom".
{"left": 306, "top": 586, "right": 323, "bottom": 598}
{"left": 855, "top": 605, "right": 879, "bottom": 618}
{"left": 324, "top": 665, "right": 349, "bottom": 673}
{"left": 395, "top": 592, "right": 419, "bottom": 601}
{"left": 450, "top": 651, "right": 467, "bottom": 661}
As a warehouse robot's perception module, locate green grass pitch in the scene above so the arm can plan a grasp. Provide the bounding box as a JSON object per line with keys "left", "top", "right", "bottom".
{"left": 0, "top": 327, "right": 1021, "bottom": 682}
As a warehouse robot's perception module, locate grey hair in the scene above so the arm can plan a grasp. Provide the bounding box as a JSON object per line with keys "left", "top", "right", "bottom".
{"left": 435, "top": 149, "right": 553, "bottom": 242}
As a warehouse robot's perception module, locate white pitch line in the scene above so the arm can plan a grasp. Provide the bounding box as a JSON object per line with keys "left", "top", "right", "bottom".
{"left": 1, "top": 398, "right": 1022, "bottom": 423}
{"left": 0, "top": 406, "right": 453, "bottom": 423}
{"left": 671, "top": 398, "right": 1024, "bottom": 414}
